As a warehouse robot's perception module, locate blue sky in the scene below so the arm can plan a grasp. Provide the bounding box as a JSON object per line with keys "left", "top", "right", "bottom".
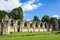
{"left": 23, "top": 0, "right": 60, "bottom": 20}
{"left": 0, "top": 0, "right": 60, "bottom": 20}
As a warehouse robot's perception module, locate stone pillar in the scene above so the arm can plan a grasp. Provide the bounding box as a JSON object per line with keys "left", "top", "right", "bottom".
{"left": 47, "top": 24, "right": 49, "bottom": 31}
{"left": 7, "top": 20, "right": 10, "bottom": 34}
{"left": 14, "top": 20, "right": 18, "bottom": 32}
{"left": 27, "top": 21, "right": 30, "bottom": 32}
{"left": 32, "top": 21, "right": 36, "bottom": 32}
{"left": 42, "top": 22, "right": 45, "bottom": 31}
{"left": 53, "top": 17, "right": 59, "bottom": 31}
{"left": 55, "top": 18, "right": 59, "bottom": 30}
{"left": 49, "top": 25, "right": 52, "bottom": 31}
{"left": 38, "top": 22, "right": 40, "bottom": 32}
{"left": 20, "top": 21, "right": 24, "bottom": 32}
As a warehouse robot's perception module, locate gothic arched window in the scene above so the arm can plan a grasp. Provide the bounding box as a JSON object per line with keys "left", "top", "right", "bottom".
{"left": 40, "top": 23, "right": 42, "bottom": 28}
{"left": 10, "top": 20, "right": 14, "bottom": 26}
{"left": 17, "top": 21, "right": 21, "bottom": 26}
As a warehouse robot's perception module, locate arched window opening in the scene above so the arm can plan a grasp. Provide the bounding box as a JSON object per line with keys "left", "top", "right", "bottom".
{"left": 10, "top": 20, "right": 14, "bottom": 26}
{"left": 36, "top": 22, "right": 38, "bottom": 27}
{"left": 17, "top": 21, "right": 21, "bottom": 26}
{"left": 30, "top": 23, "right": 32, "bottom": 28}
{"left": 24, "top": 22, "right": 27, "bottom": 27}
{"left": 40, "top": 23, "right": 42, "bottom": 28}
{"left": 45, "top": 23, "right": 47, "bottom": 29}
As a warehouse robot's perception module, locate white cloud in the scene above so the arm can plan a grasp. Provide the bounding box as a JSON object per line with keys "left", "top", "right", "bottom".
{"left": 21, "top": 0, "right": 42, "bottom": 11}
{"left": 0, "top": 0, "right": 22, "bottom": 11}
{"left": 22, "top": 3, "right": 42, "bottom": 11}
{"left": 0, "top": 0, "right": 42, "bottom": 12}
{"left": 52, "top": 15, "right": 60, "bottom": 19}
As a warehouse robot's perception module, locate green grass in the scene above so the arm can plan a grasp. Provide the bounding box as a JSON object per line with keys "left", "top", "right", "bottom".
{"left": 0, "top": 32, "right": 60, "bottom": 40}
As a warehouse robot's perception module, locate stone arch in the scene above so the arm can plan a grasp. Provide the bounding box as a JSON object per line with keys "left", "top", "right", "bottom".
{"left": 17, "top": 26, "right": 20, "bottom": 32}
{"left": 45, "top": 23, "right": 47, "bottom": 29}
{"left": 10, "top": 20, "right": 14, "bottom": 26}
{"left": 40, "top": 22, "right": 43, "bottom": 28}
{"left": 24, "top": 21, "right": 27, "bottom": 27}
{"left": 30, "top": 23, "right": 32, "bottom": 28}
{"left": 49, "top": 24, "right": 51, "bottom": 29}
{"left": 17, "top": 20, "right": 21, "bottom": 32}
{"left": 17, "top": 20, "right": 21, "bottom": 26}
{"left": 35, "top": 22, "right": 38, "bottom": 27}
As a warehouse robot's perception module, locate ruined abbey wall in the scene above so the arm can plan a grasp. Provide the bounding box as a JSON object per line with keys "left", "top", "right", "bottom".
{"left": 0, "top": 15, "right": 52, "bottom": 35}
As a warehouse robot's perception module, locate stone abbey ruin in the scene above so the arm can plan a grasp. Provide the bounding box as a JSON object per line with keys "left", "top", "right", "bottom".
{"left": 0, "top": 15, "right": 53, "bottom": 35}
{"left": 0, "top": 14, "right": 59, "bottom": 35}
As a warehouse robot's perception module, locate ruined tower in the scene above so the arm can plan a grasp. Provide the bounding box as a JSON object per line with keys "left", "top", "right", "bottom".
{"left": 1, "top": 15, "right": 10, "bottom": 35}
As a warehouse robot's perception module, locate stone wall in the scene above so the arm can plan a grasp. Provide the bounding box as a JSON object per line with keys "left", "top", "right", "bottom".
{"left": 0, "top": 15, "right": 52, "bottom": 35}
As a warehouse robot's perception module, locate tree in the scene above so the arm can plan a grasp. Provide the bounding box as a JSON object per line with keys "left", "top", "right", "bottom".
{"left": 9, "top": 7, "right": 23, "bottom": 20}
{"left": 41, "top": 15, "right": 50, "bottom": 23}
{"left": 0, "top": 10, "right": 8, "bottom": 22}
{"left": 33, "top": 16, "right": 40, "bottom": 22}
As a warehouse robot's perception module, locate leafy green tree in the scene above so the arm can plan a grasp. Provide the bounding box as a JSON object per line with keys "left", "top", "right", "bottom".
{"left": 0, "top": 10, "right": 8, "bottom": 22}
{"left": 9, "top": 7, "right": 23, "bottom": 20}
{"left": 41, "top": 15, "right": 50, "bottom": 23}
{"left": 50, "top": 17, "right": 54, "bottom": 24}
{"left": 33, "top": 16, "right": 40, "bottom": 22}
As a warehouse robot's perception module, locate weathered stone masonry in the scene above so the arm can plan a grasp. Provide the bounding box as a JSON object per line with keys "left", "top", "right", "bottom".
{"left": 0, "top": 15, "right": 52, "bottom": 35}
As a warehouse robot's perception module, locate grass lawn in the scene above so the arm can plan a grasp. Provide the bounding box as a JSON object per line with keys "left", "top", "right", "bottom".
{"left": 0, "top": 32, "right": 60, "bottom": 40}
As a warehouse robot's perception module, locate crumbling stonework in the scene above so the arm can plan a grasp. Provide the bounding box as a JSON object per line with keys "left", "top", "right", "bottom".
{"left": 0, "top": 15, "right": 52, "bottom": 35}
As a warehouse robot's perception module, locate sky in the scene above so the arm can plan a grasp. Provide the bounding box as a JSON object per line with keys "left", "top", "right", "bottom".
{"left": 0, "top": 0, "right": 60, "bottom": 21}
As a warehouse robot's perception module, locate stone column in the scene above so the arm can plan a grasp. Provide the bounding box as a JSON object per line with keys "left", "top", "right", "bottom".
{"left": 32, "top": 21, "right": 36, "bottom": 32}
{"left": 27, "top": 21, "right": 30, "bottom": 32}
{"left": 20, "top": 21, "right": 24, "bottom": 32}
{"left": 55, "top": 18, "right": 59, "bottom": 30}
{"left": 42, "top": 22, "right": 45, "bottom": 31}
{"left": 53, "top": 17, "right": 59, "bottom": 31}
{"left": 38, "top": 22, "right": 40, "bottom": 32}
{"left": 7, "top": 20, "right": 11, "bottom": 34}
{"left": 47, "top": 24, "right": 49, "bottom": 31}
{"left": 5, "top": 20, "right": 10, "bottom": 34}
{"left": 49, "top": 25, "right": 52, "bottom": 31}
{"left": 14, "top": 20, "right": 18, "bottom": 32}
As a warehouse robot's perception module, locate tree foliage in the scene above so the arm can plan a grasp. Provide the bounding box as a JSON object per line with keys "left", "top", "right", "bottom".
{"left": 0, "top": 10, "right": 8, "bottom": 22}
{"left": 33, "top": 16, "right": 40, "bottom": 22}
{"left": 9, "top": 7, "right": 23, "bottom": 20}
{"left": 50, "top": 17, "right": 54, "bottom": 24}
{"left": 41, "top": 15, "right": 50, "bottom": 23}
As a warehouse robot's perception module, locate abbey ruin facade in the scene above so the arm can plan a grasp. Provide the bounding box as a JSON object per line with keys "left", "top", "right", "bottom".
{"left": 0, "top": 15, "right": 52, "bottom": 35}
